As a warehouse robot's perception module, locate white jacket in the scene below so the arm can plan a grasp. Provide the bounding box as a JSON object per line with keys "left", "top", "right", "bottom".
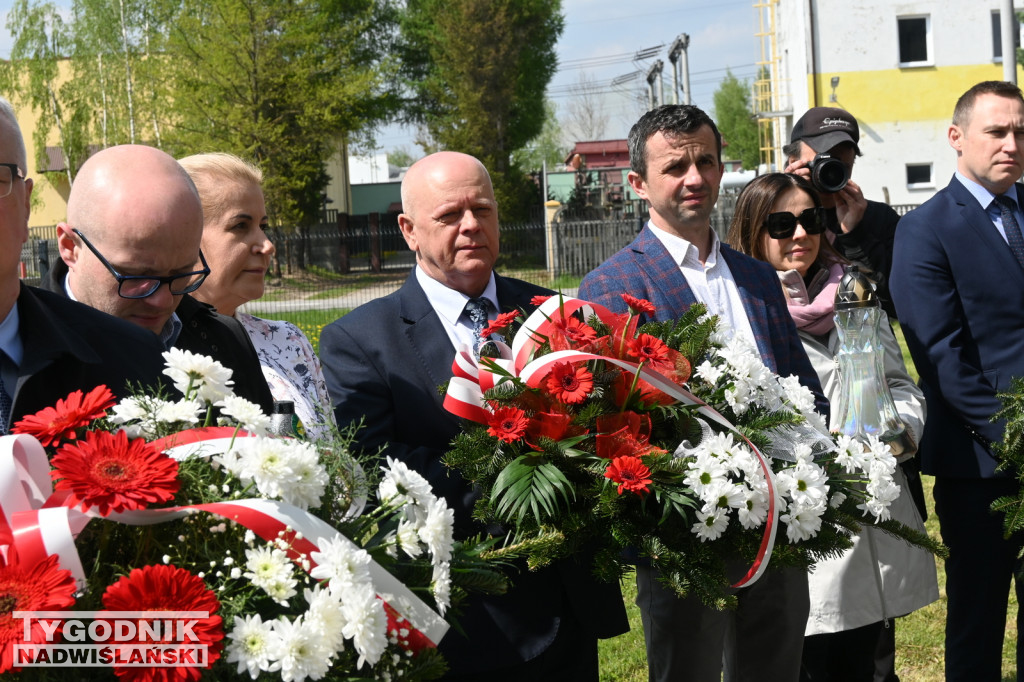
{"left": 779, "top": 268, "right": 940, "bottom": 635}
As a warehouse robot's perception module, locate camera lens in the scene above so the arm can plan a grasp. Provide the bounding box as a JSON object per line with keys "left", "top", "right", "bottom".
{"left": 809, "top": 154, "right": 849, "bottom": 193}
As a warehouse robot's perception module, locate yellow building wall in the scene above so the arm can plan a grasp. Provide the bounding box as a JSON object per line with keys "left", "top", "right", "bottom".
{"left": 806, "top": 63, "right": 1024, "bottom": 122}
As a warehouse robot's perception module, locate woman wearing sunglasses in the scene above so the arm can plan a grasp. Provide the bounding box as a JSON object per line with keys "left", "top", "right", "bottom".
{"left": 727, "top": 173, "right": 937, "bottom": 681}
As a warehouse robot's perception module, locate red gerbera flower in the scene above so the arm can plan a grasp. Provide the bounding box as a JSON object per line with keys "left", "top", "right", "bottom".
{"left": 480, "top": 310, "right": 520, "bottom": 338}
{"left": 12, "top": 385, "right": 116, "bottom": 447}
{"left": 548, "top": 316, "right": 599, "bottom": 352}
{"left": 545, "top": 362, "right": 593, "bottom": 404}
{"left": 487, "top": 406, "right": 529, "bottom": 443}
{"left": 530, "top": 294, "right": 552, "bottom": 306}
{"left": 621, "top": 294, "right": 656, "bottom": 317}
{"left": 605, "top": 455, "right": 653, "bottom": 496}
{"left": 628, "top": 333, "right": 670, "bottom": 364}
{"left": 0, "top": 553, "right": 77, "bottom": 673}
{"left": 596, "top": 412, "right": 656, "bottom": 459}
{"left": 101, "top": 564, "right": 223, "bottom": 682}
{"left": 51, "top": 430, "right": 180, "bottom": 516}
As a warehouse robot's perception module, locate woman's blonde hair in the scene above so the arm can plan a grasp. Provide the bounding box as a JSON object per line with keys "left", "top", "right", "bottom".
{"left": 178, "top": 152, "right": 263, "bottom": 225}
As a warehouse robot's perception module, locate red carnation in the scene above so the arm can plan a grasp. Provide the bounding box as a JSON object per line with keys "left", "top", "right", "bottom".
{"left": 530, "top": 295, "right": 552, "bottom": 306}
{"left": 628, "top": 333, "right": 670, "bottom": 364}
{"left": 101, "top": 564, "right": 223, "bottom": 682}
{"left": 487, "top": 406, "right": 529, "bottom": 443}
{"left": 481, "top": 310, "right": 520, "bottom": 338}
{"left": 12, "top": 385, "right": 116, "bottom": 447}
{"left": 605, "top": 455, "right": 653, "bottom": 496}
{"left": 51, "top": 430, "right": 180, "bottom": 516}
{"left": 0, "top": 553, "right": 77, "bottom": 673}
{"left": 545, "top": 362, "right": 593, "bottom": 404}
{"left": 621, "top": 294, "right": 656, "bottom": 317}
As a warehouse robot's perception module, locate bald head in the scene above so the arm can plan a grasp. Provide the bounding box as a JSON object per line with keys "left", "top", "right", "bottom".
{"left": 58, "top": 145, "right": 206, "bottom": 334}
{"left": 397, "top": 151, "right": 499, "bottom": 297}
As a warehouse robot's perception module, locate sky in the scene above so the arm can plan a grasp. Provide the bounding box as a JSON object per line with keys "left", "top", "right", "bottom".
{"left": 0, "top": 0, "right": 761, "bottom": 156}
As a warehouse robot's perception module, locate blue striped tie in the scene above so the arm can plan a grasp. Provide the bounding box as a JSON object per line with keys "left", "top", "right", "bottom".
{"left": 995, "top": 195, "right": 1024, "bottom": 270}
{"left": 464, "top": 297, "right": 492, "bottom": 357}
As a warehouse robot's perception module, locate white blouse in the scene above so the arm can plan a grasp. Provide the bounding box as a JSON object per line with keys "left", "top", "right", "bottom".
{"left": 236, "top": 312, "right": 336, "bottom": 441}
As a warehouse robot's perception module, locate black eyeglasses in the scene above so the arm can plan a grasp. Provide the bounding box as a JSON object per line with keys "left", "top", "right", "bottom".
{"left": 72, "top": 228, "right": 210, "bottom": 299}
{"left": 0, "top": 163, "right": 25, "bottom": 199}
{"left": 764, "top": 207, "right": 828, "bottom": 240}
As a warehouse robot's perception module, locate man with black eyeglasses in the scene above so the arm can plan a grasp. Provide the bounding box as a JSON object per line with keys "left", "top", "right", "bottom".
{"left": 41, "top": 144, "right": 273, "bottom": 413}
{"left": 0, "top": 97, "right": 166, "bottom": 433}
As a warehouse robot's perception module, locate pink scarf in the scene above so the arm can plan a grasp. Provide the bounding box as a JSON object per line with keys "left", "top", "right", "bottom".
{"left": 778, "top": 262, "right": 845, "bottom": 335}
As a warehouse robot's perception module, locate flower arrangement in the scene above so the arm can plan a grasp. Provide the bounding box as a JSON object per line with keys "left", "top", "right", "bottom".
{"left": 442, "top": 295, "right": 941, "bottom": 607}
{"left": 1, "top": 349, "right": 505, "bottom": 681}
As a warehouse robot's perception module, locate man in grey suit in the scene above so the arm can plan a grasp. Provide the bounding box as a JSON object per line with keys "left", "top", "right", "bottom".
{"left": 320, "top": 151, "right": 627, "bottom": 680}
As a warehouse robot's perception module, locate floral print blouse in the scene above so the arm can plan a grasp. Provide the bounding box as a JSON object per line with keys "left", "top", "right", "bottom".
{"left": 236, "top": 313, "right": 336, "bottom": 441}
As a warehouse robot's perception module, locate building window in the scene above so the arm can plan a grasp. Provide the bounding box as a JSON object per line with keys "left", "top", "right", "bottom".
{"left": 993, "top": 10, "right": 1022, "bottom": 62}
{"left": 898, "top": 15, "right": 931, "bottom": 67}
{"left": 906, "top": 163, "right": 933, "bottom": 189}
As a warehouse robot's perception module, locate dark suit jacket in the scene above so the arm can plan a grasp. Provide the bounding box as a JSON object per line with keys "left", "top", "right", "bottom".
{"left": 42, "top": 260, "right": 273, "bottom": 414}
{"left": 8, "top": 283, "right": 167, "bottom": 428}
{"left": 891, "top": 176, "right": 1024, "bottom": 478}
{"left": 579, "top": 225, "right": 828, "bottom": 416}
{"left": 320, "top": 271, "right": 628, "bottom": 675}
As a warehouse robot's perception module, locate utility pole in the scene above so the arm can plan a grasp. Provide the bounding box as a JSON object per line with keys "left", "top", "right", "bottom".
{"left": 1002, "top": 0, "right": 1017, "bottom": 84}
{"left": 646, "top": 60, "right": 664, "bottom": 110}
{"left": 667, "top": 34, "right": 691, "bottom": 105}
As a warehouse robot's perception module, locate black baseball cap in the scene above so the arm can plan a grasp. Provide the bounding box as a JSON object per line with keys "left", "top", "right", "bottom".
{"left": 791, "top": 107, "right": 861, "bottom": 154}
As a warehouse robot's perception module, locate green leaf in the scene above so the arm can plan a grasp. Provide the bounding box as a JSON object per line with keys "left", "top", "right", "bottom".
{"left": 491, "top": 454, "right": 575, "bottom": 523}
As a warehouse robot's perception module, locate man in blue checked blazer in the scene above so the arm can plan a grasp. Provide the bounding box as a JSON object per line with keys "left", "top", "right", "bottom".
{"left": 579, "top": 104, "right": 827, "bottom": 682}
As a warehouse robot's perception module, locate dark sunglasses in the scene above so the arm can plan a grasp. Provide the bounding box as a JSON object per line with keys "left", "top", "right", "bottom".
{"left": 764, "top": 207, "right": 828, "bottom": 239}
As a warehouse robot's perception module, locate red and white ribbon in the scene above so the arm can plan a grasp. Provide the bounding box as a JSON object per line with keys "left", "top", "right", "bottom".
{"left": 442, "top": 296, "right": 779, "bottom": 588}
{"left": 0, "top": 430, "right": 448, "bottom": 650}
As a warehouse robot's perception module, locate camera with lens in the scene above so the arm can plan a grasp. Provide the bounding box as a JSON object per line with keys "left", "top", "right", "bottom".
{"left": 807, "top": 153, "right": 850, "bottom": 194}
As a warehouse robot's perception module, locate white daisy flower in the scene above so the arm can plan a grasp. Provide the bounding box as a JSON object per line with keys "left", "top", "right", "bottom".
{"left": 162, "top": 347, "right": 235, "bottom": 401}
{"left": 692, "top": 508, "right": 729, "bottom": 541}
{"left": 737, "top": 487, "right": 769, "bottom": 529}
{"left": 780, "top": 501, "right": 825, "bottom": 542}
{"left": 225, "top": 614, "right": 281, "bottom": 679}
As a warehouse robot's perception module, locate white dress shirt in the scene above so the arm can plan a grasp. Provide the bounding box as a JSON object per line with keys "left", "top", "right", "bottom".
{"left": 415, "top": 266, "right": 500, "bottom": 353}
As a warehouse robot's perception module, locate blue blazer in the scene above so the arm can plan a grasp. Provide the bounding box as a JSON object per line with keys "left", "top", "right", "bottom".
{"left": 321, "top": 271, "right": 628, "bottom": 675}
{"left": 891, "top": 177, "right": 1024, "bottom": 478}
{"left": 579, "top": 225, "right": 827, "bottom": 416}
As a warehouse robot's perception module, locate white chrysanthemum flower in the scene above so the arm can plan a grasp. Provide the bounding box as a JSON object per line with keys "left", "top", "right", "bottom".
{"left": 108, "top": 396, "right": 148, "bottom": 424}
{"left": 737, "top": 487, "right": 769, "bottom": 529}
{"left": 303, "top": 585, "right": 347, "bottom": 654}
{"left": 225, "top": 614, "right": 281, "bottom": 679}
{"left": 235, "top": 437, "right": 299, "bottom": 499}
{"left": 793, "top": 443, "right": 814, "bottom": 464}
{"left": 309, "top": 535, "right": 374, "bottom": 596}
{"left": 272, "top": 616, "right": 332, "bottom": 682}
{"left": 829, "top": 491, "right": 847, "bottom": 508}
{"left": 418, "top": 497, "right": 454, "bottom": 564}
{"left": 700, "top": 479, "right": 747, "bottom": 511}
{"left": 692, "top": 508, "right": 729, "bottom": 541}
{"left": 379, "top": 457, "right": 435, "bottom": 521}
{"left": 682, "top": 452, "right": 729, "bottom": 496}
{"left": 244, "top": 545, "right": 297, "bottom": 604}
{"left": 340, "top": 583, "right": 388, "bottom": 668}
{"left": 162, "top": 347, "right": 235, "bottom": 401}
{"left": 396, "top": 520, "right": 423, "bottom": 558}
{"left": 695, "top": 360, "right": 725, "bottom": 386}
{"left": 154, "top": 398, "right": 203, "bottom": 425}
{"left": 776, "top": 461, "right": 829, "bottom": 509}
{"left": 277, "top": 441, "right": 329, "bottom": 510}
{"left": 432, "top": 561, "right": 452, "bottom": 615}
{"left": 218, "top": 395, "right": 271, "bottom": 434}
{"left": 860, "top": 477, "right": 901, "bottom": 521}
{"left": 780, "top": 501, "right": 825, "bottom": 542}
{"left": 833, "top": 434, "right": 866, "bottom": 472}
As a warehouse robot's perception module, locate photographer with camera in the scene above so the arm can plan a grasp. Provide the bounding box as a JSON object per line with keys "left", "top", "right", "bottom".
{"left": 784, "top": 107, "right": 901, "bottom": 320}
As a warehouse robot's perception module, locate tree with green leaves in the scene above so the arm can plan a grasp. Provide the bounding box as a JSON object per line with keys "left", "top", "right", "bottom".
{"left": 712, "top": 69, "right": 760, "bottom": 171}
{"left": 398, "top": 0, "right": 564, "bottom": 219}
{"left": 511, "top": 100, "right": 566, "bottom": 175}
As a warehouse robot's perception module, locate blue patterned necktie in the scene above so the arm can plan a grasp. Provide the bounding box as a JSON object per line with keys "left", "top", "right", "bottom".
{"left": 0, "top": 352, "right": 12, "bottom": 435}
{"left": 464, "top": 297, "right": 492, "bottom": 356}
{"left": 994, "top": 195, "right": 1024, "bottom": 270}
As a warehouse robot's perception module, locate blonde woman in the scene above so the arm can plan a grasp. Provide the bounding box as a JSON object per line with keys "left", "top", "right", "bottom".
{"left": 178, "top": 152, "right": 334, "bottom": 439}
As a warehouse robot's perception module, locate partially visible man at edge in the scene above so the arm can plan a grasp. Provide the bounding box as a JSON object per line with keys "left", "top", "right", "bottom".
{"left": 320, "top": 151, "right": 628, "bottom": 680}
{"left": 39, "top": 144, "right": 274, "bottom": 413}
{"left": 579, "top": 104, "right": 827, "bottom": 682}
{"left": 0, "top": 97, "right": 166, "bottom": 432}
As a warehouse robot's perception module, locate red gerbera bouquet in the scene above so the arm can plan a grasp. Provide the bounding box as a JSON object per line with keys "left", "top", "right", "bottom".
{"left": 442, "top": 295, "right": 942, "bottom": 607}
{"left": 0, "top": 350, "right": 505, "bottom": 681}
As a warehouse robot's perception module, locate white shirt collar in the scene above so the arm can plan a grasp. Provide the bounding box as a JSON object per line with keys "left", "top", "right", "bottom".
{"left": 647, "top": 221, "right": 720, "bottom": 268}
{"left": 415, "top": 266, "right": 498, "bottom": 322}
